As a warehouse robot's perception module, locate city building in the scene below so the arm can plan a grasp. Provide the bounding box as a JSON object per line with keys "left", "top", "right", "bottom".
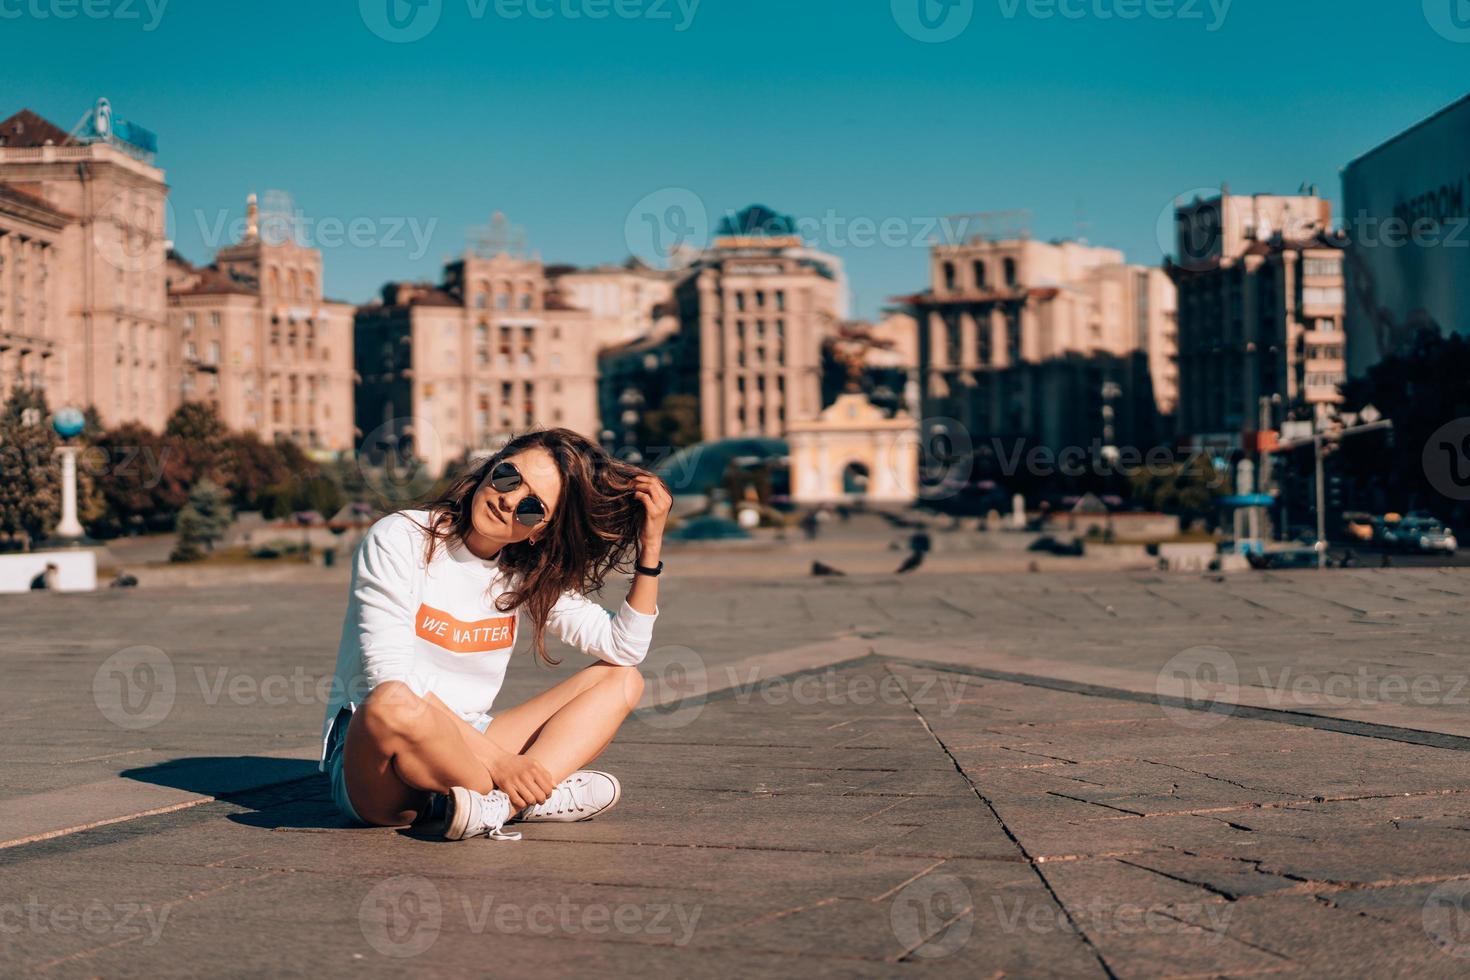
{"left": 0, "top": 101, "right": 171, "bottom": 427}
{"left": 355, "top": 248, "right": 600, "bottom": 476}
{"left": 546, "top": 260, "right": 677, "bottom": 351}
{"left": 820, "top": 312, "right": 920, "bottom": 417}
{"left": 902, "top": 237, "right": 1177, "bottom": 460}
{"left": 654, "top": 206, "right": 848, "bottom": 443}
{"left": 1168, "top": 191, "right": 1346, "bottom": 445}
{"left": 0, "top": 183, "right": 68, "bottom": 406}
{"left": 165, "top": 193, "right": 356, "bottom": 453}
{"left": 1343, "top": 94, "right": 1470, "bottom": 376}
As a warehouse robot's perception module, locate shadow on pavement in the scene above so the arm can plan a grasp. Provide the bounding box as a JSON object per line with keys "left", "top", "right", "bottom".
{"left": 121, "top": 755, "right": 349, "bottom": 831}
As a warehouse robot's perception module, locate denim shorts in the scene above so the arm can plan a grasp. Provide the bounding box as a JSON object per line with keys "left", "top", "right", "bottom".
{"left": 325, "top": 706, "right": 364, "bottom": 825}
{"left": 324, "top": 705, "right": 495, "bottom": 825}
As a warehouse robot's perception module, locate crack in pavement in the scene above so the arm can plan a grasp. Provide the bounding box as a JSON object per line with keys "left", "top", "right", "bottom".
{"left": 885, "top": 662, "right": 1120, "bottom": 979}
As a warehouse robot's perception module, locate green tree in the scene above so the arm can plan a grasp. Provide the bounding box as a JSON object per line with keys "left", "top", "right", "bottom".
{"left": 223, "top": 432, "right": 294, "bottom": 511}
{"left": 0, "top": 388, "right": 60, "bottom": 548}
{"left": 1129, "top": 452, "right": 1227, "bottom": 529}
{"left": 164, "top": 402, "right": 230, "bottom": 488}
{"left": 169, "top": 478, "right": 231, "bottom": 562}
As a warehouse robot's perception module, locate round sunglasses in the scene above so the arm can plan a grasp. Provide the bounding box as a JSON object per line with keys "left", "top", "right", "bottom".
{"left": 489, "top": 461, "right": 548, "bottom": 527}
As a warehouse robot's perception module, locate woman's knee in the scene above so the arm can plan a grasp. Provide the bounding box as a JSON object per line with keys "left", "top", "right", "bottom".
{"left": 358, "top": 682, "right": 435, "bottom": 741}
{"left": 599, "top": 664, "right": 644, "bottom": 706}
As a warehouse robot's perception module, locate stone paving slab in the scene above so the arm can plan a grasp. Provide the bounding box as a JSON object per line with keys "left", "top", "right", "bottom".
{"left": 6, "top": 563, "right": 1470, "bottom": 975}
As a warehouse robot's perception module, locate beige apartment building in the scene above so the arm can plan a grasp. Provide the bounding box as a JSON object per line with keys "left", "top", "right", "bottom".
{"left": 0, "top": 183, "right": 68, "bottom": 406}
{"left": 666, "top": 230, "right": 847, "bottom": 443}
{"left": 356, "top": 250, "right": 601, "bottom": 475}
{"left": 906, "top": 237, "right": 1178, "bottom": 454}
{"left": 0, "top": 105, "right": 172, "bottom": 428}
{"left": 165, "top": 194, "right": 356, "bottom": 452}
{"left": 1169, "top": 192, "right": 1346, "bottom": 444}
{"left": 547, "top": 260, "right": 676, "bottom": 350}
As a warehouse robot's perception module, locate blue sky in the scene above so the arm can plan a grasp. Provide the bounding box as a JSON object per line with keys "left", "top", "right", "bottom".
{"left": 3, "top": 0, "right": 1466, "bottom": 317}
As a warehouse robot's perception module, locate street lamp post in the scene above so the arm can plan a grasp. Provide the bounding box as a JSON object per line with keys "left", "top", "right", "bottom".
{"left": 1277, "top": 416, "right": 1393, "bottom": 570}
{"left": 51, "top": 407, "right": 87, "bottom": 544}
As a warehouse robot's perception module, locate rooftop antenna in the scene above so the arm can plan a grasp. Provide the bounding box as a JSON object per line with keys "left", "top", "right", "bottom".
{"left": 258, "top": 189, "right": 300, "bottom": 246}
{"left": 468, "top": 211, "right": 527, "bottom": 259}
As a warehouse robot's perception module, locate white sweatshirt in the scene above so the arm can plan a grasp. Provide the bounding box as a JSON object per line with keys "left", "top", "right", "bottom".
{"left": 319, "top": 510, "right": 658, "bottom": 765}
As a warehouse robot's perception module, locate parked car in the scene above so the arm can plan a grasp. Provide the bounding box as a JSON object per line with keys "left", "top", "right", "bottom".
{"left": 1397, "top": 519, "right": 1458, "bottom": 555}
{"left": 1341, "top": 513, "right": 1374, "bottom": 542}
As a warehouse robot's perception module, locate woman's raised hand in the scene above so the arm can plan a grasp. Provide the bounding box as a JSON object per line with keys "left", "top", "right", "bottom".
{"left": 634, "top": 474, "right": 672, "bottom": 552}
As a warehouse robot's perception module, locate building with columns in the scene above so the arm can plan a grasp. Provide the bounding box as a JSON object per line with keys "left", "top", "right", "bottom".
{"left": 0, "top": 103, "right": 172, "bottom": 428}
{"left": 0, "top": 183, "right": 68, "bottom": 406}
{"left": 903, "top": 237, "right": 1178, "bottom": 457}
{"left": 355, "top": 249, "right": 601, "bottom": 476}
{"left": 165, "top": 194, "right": 356, "bottom": 452}
{"left": 1168, "top": 191, "right": 1346, "bottom": 445}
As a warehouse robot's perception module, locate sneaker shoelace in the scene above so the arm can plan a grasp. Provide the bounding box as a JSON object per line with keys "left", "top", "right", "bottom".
{"left": 472, "top": 790, "right": 521, "bottom": 841}
{"left": 532, "top": 776, "right": 592, "bottom": 818}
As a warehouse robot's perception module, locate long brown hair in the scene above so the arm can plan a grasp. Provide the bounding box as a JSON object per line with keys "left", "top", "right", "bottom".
{"left": 410, "top": 429, "right": 649, "bottom": 665}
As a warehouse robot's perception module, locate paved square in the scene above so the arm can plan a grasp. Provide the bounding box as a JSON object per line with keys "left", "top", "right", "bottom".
{"left": 5, "top": 545, "right": 1470, "bottom": 976}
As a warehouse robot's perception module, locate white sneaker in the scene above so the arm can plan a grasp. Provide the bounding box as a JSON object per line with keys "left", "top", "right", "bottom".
{"left": 443, "top": 786, "right": 521, "bottom": 841}
{"left": 514, "top": 770, "right": 622, "bottom": 823}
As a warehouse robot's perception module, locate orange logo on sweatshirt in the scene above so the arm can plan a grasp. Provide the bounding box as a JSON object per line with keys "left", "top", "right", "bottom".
{"left": 415, "top": 603, "right": 517, "bottom": 654}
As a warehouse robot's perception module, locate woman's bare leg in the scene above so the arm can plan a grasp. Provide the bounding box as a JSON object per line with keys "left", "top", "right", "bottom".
{"left": 342, "top": 681, "right": 496, "bottom": 826}
{"left": 481, "top": 663, "right": 644, "bottom": 783}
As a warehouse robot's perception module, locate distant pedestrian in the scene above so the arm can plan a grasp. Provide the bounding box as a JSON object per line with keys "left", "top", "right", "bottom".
{"left": 896, "top": 530, "right": 932, "bottom": 574}
{"left": 800, "top": 510, "right": 821, "bottom": 540}
{"left": 29, "top": 563, "right": 59, "bottom": 591}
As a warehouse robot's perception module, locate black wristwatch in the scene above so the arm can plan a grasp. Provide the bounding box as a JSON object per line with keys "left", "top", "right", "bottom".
{"left": 634, "top": 560, "right": 664, "bottom": 577}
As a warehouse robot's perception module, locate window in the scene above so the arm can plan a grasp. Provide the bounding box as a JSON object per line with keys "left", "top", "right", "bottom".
{"left": 973, "top": 260, "right": 987, "bottom": 290}
{"left": 942, "top": 262, "right": 957, "bottom": 292}
{"left": 210, "top": 312, "right": 221, "bottom": 328}
{"left": 1303, "top": 286, "right": 1344, "bottom": 308}
{"left": 756, "top": 290, "right": 766, "bottom": 309}
{"left": 1003, "top": 258, "right": 1018, "bottom": 288}
{"left": 208, "top": 341, "right": 220, "bottom": 364}
{"left": 520, "top": 294, "right": 532, "bottom": 310}
{"left": 735, "top": 293, "right": 746, "bottom": 312}
{"left": 1304, "top": 258, "right": 1341, "bottom": 278}
{"left": 775, "top": 290, "right": 786, "bottom": 311}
